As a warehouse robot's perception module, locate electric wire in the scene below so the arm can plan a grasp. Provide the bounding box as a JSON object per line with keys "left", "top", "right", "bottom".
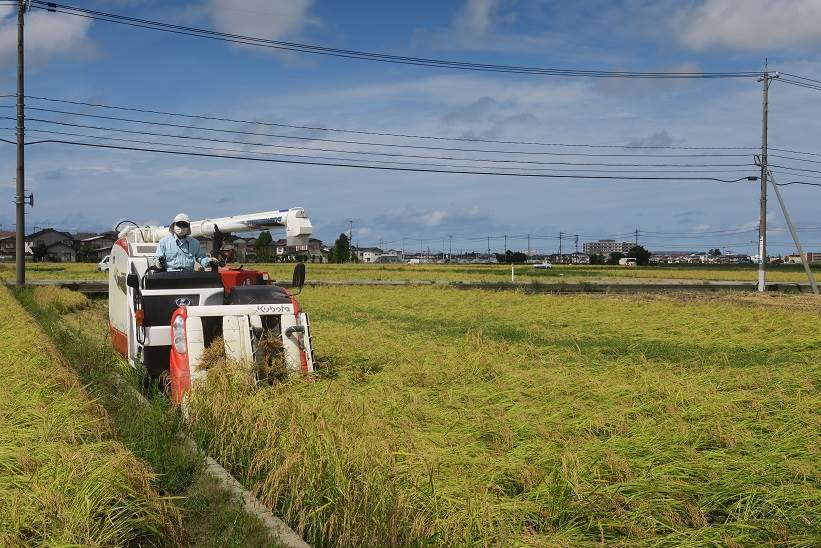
{"left": 14, "top": 106, "right": 757, "bottom": 158}
{"left": 8, "top": 126, "right": 759, "bottom": 175}
{"left": 780, "top": 72, "right": 821, "bottom": 85}
{"left": 31, "top": 1, "right": 763, "bottom": 79}
{"left": 13, "top": 117, "right": 757, "bottom": 169}
{"left": 6, "top": 137, "right": 760, "bottom": 182}
{"left": 20, "top": 95, "right": 761, "bottom": 151}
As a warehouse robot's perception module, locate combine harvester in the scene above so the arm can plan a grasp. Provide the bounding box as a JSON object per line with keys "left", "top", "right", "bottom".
{"left": 108, "top": 208, "right": 316, "bottom": 404}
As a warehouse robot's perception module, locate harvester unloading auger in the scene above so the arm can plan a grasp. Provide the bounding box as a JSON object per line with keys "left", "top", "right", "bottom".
{"left": 108, "top": 208, "right": 316, "bottom": 404}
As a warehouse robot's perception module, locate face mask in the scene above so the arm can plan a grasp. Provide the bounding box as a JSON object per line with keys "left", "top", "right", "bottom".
{"left": 174, "top": 225, "right": 191, "bottom": 238}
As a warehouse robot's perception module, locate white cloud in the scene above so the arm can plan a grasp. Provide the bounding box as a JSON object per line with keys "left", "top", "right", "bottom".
{"left": 673, "top": 0, "right": 821, "bottom": 51}
{"left": 453, "top": 0, "right": 501, "bottom": 37}
{"left": 0, "top": 6, "right": 95, "bottom": 67}
{"left": 205, "top": 0, "right": 314, "bottom": 46}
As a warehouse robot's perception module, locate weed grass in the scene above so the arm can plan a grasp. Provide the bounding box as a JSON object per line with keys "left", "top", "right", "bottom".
{"left": 186, "top": 287, "right": 819, "bottom": 546}
{"left": 0, "top": 286, "right": 181, "bottom": 546}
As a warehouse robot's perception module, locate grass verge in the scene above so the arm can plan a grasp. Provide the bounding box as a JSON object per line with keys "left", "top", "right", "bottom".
{"left": 14, "top": 287, "right": 283, "bottom": 547}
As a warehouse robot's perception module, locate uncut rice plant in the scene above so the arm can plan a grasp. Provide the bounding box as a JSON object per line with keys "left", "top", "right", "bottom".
{"left": 0, "top": 286, "right": 181, "bottom": 546}
{"left": 186, "top": 287, "right": 820, "bottom": 546}
{"left": 33, "top": 285, "right": 90, "bottom": 313}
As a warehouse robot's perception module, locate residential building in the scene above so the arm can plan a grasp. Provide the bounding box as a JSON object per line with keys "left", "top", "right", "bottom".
{"left": 78, "top": 232, "right": 118, "bottom": 260}
{"left": 354, "top": 247, "right": 383, "bottom": 263}
{"left": 26, "top": 228, "right": 77, "bottom": 262}
{"left": 274, "top": 238, "right": 327, "bottom": 263}
{"left": 803, "top": 251, "right": 821, "bottom": 264}
{"left": 582, "top": 239, "right": 634, "bottom": 256}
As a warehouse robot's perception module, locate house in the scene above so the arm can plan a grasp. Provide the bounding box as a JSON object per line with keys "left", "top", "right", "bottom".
{"left": 354, "top": 247, "right": 383, "bottom": 263}
{"left": 0, "top": 231, "right": 15, "bottom": 260}
{"left": 78, "top": 231, "right": 118, "bottom": 260}
{"left": 273, "top": 238, "right": 327, "bottom": 263}
{"left": 26, "top": 228, "right": 77, "bottom": 262}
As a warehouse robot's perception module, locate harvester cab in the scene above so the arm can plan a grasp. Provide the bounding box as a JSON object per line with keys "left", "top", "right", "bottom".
{"left": 108, "top": 208, "right": 316, "bottom": 404}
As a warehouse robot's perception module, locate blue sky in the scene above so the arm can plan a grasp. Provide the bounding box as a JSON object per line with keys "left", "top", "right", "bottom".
{"left": 0, "top": 0, "right": 820, "bottom": 255}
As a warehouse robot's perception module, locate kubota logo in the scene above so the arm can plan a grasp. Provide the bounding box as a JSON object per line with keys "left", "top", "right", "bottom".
{"left": 175, "top": 297, "right": 192, "bottom": 307}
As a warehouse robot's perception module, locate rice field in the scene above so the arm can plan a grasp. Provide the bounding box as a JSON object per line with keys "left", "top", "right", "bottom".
{"left": 0, "top": 285, "right": 181, "bottom": 546}
{"left": 48, "top": 284, "right": 820, "bottom": 546}
{"left": 2, "top": 260, "right": 820, "bottom": 284}
{"left": 185, "top": 287, "right": 820, "bottom": 546}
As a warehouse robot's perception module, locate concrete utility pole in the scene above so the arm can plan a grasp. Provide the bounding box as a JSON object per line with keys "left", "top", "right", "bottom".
{"left": 527, "top": 233, "right": 530, "bottom": 256}
{"left": 487, "top": 236, "right": 490, "bottom": 255}
{"left": 15, "top": 0, "right": 26, "bottom": 286}
{"left": 348, "top": 220, "right": 353, "bottom": 262}
{"left": 757, "top": 67, "right": 779, "bottom": 292}
{"left": 634, "top": 228, "right": 639, "bottom": 245}
{"left": 448, "top": 235, "right": 452, "bottom": 258}
{"left": 574, "top": 234, "right": 579, "bottom": 254}
{"left": 558, "top": 231, "right": 563, "bottom": 259}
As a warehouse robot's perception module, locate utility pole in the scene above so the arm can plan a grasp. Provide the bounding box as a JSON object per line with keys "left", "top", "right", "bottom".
{"left": 527, "top": 233, "right": 530, "bottom": 257}
{"left": 634, "top": 228, "right": 639, "bottom": 245}
{"left": 448, "top": 235, "right": 452, "bottom": 259}
{"left": 402, "top": 237, "right": 405, "bottom": 258}
{"left": 348, "top": 220, "right": 353, "bottom": 262}
{"left": 15, "top": 0, "right": 26, "bottom": 286}
{"left": 487, "top": 236, "right": 490, "bottom": 255}
{"left": 757, "top": 66, "right": 779, "bottom": 292}
{"left": 574, "top": 234, "right": 579, "bottom": 254}
{"left": 558, "top": 231, "right": 563, "bottom": 260}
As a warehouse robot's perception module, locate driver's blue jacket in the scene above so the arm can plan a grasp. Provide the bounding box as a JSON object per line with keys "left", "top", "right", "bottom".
{"left": 155, "top": 235, "right": 210, "bottom": 271}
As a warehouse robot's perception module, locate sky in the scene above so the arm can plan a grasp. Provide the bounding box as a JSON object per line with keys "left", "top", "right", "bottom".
{"left": 0, "top": 0, "right": 820, "bottom": 255}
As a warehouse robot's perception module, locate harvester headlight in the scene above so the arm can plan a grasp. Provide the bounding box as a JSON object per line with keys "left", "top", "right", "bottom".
{"left": 173, "top": 315, "right": 187, "bottom": 354}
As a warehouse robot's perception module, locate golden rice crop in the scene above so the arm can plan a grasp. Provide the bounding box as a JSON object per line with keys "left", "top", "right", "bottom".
{"left": 32, "top": 285, "right": 90, "bottom": 313}
{"left": 188, "top": 286, "right": 820, "bottom": 546}
{"left": 0, "top": 286, "right": 181, "bottom": 546}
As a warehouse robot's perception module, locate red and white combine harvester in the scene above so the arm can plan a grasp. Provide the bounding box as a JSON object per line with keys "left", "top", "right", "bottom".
{"left": 108, "top": 208, "right": 316, "bottom": 404}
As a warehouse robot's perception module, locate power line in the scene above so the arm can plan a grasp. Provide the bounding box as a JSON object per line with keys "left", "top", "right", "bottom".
{"left": 20, "top": 95, "right": 760, "bottom": 151}
{"left": 7, "top": 126, "right": 759, "bottom": 175}
{"left": 11, "top": 106, "right": 757, "bottom": 158}
{"left": 2, "top": 137, "right": 759, "bottom": 182}
{"left": 13, "top": 117, "right": 758, "bottom": 169}
{"left": 775, "top": 181, "right": 821, "bottom": 188}
{"left": 778, "top": 78, "right": 821, "bottom": 92}
{"left": 779, "top": 72, "right": 821, "bottom": 85}
{"left": 32, "top": 1, "right": 763, "bottom": 79}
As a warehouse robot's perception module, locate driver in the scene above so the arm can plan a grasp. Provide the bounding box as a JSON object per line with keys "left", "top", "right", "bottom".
{"left": 154, "top": 213, "right": 218, "bottom": 272}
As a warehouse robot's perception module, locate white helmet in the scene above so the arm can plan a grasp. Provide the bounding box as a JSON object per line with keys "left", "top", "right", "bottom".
{"left": 172, "top": 212, "right": 191, "bottom": 238}
{"left": 172, "top": 212, "right": 191, "bottom": 226}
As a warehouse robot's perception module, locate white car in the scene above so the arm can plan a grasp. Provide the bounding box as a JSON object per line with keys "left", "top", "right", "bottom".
{"left": 97, "top": 255, "right": 111, "bottom": 271}
{"left": 533, "top": 262, "right": 552, "bottom": 269}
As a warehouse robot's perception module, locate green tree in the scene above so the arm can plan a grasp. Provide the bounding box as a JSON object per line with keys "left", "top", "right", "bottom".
{"left": 32, "top": 241, "right": 47, "bottom": 262}
{"left": 606, "top": 252, "right": 624, "bottom": 265}
{"left": 628, "top": 245, "right": 652, "bottom": 266}
{"left": 330, "top": 233, "right": 351, "bottom": 263}
{"left": 255, "top": 230, "right": 273, "bottom": 262}
{"left": 76, "top": 243, "right": 97, "bottom": 263}
{"left": 589, "top": 253, "right": 604, "bottom": 265}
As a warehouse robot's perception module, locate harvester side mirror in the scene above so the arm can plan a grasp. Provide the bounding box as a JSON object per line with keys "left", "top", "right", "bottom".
{"left": 126, "top": 274, "right": 140, "bottom": 289}
{"left": 292, "top": 262, "right": 306, "bottom": 292}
